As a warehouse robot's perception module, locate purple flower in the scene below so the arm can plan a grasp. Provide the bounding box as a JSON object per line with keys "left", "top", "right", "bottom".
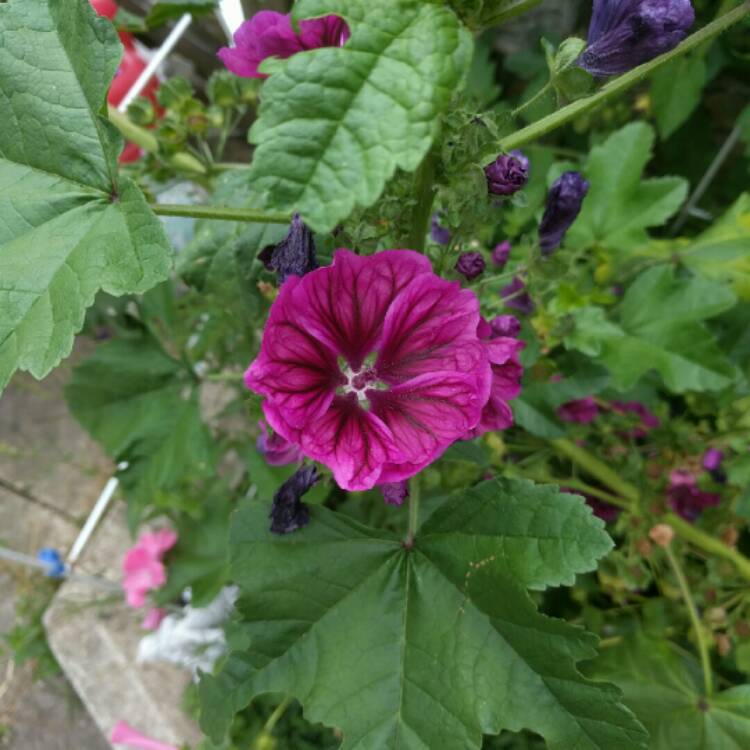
{"left": 579, "top": 0, "right": 695, "bottom": 78}
{"left": 430, "top": 215, "right": 451, "bottom": 245}
{"left": 501, "top": 276, "right": 535, "bottom": 315}
{"left": 256, "top": 419, "right": 302, "bottom": 466}
{"left": 702, "top": 448, "right": 724, "bottom": 473}
{"left": 258, "top": 213, "right": 318, "bottom": 284}
{"left": 611, "top": 400, "right": 660, "bottom": 438}
{"left": 557, "top": 397, "right": 599, "bottom": 424}
{"left": 539, "top": 172, "right": 590, "bottom": 256}
{"left": 485, "top": 151, "right": 530, "bottom": 196}
{"left": 269, "top": 465, "right": 319, "bottom": 535}
{"left": 666, "top": 470, "right": 720, "bottom": 522}
{"left": 489, "top": 315, "right": 521, "bottom": 338}
{"left": 245, "top": 250, "right": 522, "bottom": 491}
{"left": 455, "top": 252, "right": 486, "bottom": 281}
{"left": 492, "top": 241, "right": 511, "bottom": 268}
{"left": 218, "top": 11, "right": 350, "bottom": 79}
{"left": 380, "top": 481, "right": 410, "bottom": 506}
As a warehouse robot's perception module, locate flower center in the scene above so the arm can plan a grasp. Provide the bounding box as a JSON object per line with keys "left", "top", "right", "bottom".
{"left": 338, "top": 358, "right": 387, "bottom": 405}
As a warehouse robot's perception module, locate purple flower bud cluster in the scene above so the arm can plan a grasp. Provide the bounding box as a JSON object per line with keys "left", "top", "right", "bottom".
{"left": 490, "top": 315, "right": 521, "bottom": 338}
{"left": 539, "top": 172, "right": 590, "bottom": 256}
{"left": 269, "top": 465, "right": 319, "bottom": 535}
{"left": 501, "top": 276, "right": 535, "bottom": 315}
{"left": 455, "top": 252, "right": 486, "bottom": 281}
{"left": 579, "top": 0, "right": 695, "bottom": 78}
{"left": 492, "top": 241, "right": 511, "bottom": 268}
{"left": 380, "top": 481, "right": 410, "bottom": 507}
{"left": 557, "top": 397, "right": 599, "bottom": 424}
{"left": 485, "top": 151, "right": 530, "bottom": 196}
{"left": 430, "top": 215, "right": 451, "bottom": 245}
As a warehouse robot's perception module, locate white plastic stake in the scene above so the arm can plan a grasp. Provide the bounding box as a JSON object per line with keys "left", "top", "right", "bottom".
{"left": 117, "top": 12, "right": 193, "bottom": 113}
{"left": 67, "top": 462, "right": 128, "bottom": 567}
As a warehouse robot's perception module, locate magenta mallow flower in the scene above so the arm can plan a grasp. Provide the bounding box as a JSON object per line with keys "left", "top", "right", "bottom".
{"left": 579, "top": 0, "right": 695, "bottom": 78}
{"left": 110, "top": 721, "right": 177, "bottom": 750}
{"left": 431, "top": 215, "right": 451, "bottom": 245}
{"left": 557, "top": 396, "right": 599, "bottom": 424}
{"left": 380, "top": 480, "right": 410, "bottom": 506}
{"left": 218, "top": 11, "right": 350, "bottom": 78}
{"left": 539, "top": 171, "right": 590, "bottom": 256}
{"left": 245, "top": 250, "right": 523, "bottom": 491}
{"left": 485, "top": 151, "right": 530, "bottom": 196}
{"left": 667, "top": 470, "right": 720, "bottom": 521}
{"left": 270, "top": 465, "right": 318, "bottom": 534}
{"left": 455, "top": 251, "right": 486, "bottom": 281}
{"left": 122, "top": 530, "right": 177, "bottom": 609}
{"left": 501, "top": 276, "right": 535, "bottom": 315}
{"left": 492, "top": 240, "right": 511, "bottom": 267}
{"left": 611, "top": 400, "right": 660, "bottom": 438}
{"left": 257, "top": 419, "right": 302, "bottom": 466}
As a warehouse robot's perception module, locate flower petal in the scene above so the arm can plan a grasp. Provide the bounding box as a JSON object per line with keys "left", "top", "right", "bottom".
{"left": 297, "top": 249, "right": 432, "bottom": 370}
{"left": 246, "top": 276, "right": 342, "bottom": 429}
{"left": 299, "top": 394, "right": 402, "bottom": 490}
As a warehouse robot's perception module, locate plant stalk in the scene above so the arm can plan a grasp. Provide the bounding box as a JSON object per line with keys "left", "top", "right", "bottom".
{"left": 482, "top": 0, "right": 544, "bottom": 27}
{"left": 406, "top": 477, "right": 422, "bottom": 547}
{"left": 511, "top": 82, "right": 554, "bottom": 119}
{"left": 150, "top": 203, "right": 291, "bottom": 224}
{"left": 407, "top": 149, "right": 439, "bottom": 253}
{"left": 500, "top": 3, "right": 750, "bottom": 152}
{"left": 663, "top": 542, "right": 714, "bottom": 697}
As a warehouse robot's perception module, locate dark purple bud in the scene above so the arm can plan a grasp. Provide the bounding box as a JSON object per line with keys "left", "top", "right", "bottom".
{"left": 579, "top": 0, "right": 695, "bottom": 78}
{"left": 557, "top": 397, "right": 599, "bottom": 424}
{"left": 539, "top": 171, "right": 590, "bottom": 256}
{"left": 380, "top": 481, "right": 409, "bottom": 507}
{"left": 491, "top": 240, "right": 511, "bottom": 268}
{"left": 258, "top": 213, "right": 318, "bottom": 284}
{"left": 430, "top": 214, "right": 451, "bottom": 245}
{"left": 485, "top": 150, "right": 530, "bottom": 196}
{"left": 500, "top": 276, "right": 535, "bottom": 315}
{"left": 269, "top": 465, "right": 318, "bottom": 535}
{"left": 490, "top": 314, "right": 521, "bottom": 338}
{"left": 702, "top": 448, "right": 724, "bottom": 473}
{"left": 666, "top": 469, "right": 720, "bottom": 522}
{"left": 455, "top": 252, "right": 486, "bottom": 281}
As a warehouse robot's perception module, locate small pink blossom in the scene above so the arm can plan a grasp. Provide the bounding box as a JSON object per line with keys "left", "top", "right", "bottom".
{"left": 141, "top": 608, "right": 167, "bottom": 631}
{"left": 257, "top": 419, "right": 302, "bottom": 466}
{"left": 110, "top": 721, "right": 178, "bottom": 750}
{"left": 218, "top": 11, "right": 349, "bottom": 79}
{"left": 557, "top": 397, "right": 599, "bottom": 424}
{"left": 122, "top": 530, "right": 177, "bottom": 609}
{"left": 245, "top": 250, "right": 523, "bottom": 491}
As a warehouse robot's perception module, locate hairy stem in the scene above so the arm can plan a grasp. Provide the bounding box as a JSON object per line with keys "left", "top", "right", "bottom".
{"left": 663, "top": 542, "right": 714, "bottom": 697}
{"left": 150, "top": 203, "right": 290, "bottom": 224}
{"left": 482, "top": 0, "right": 544, "bottom": 27}
{"left": 407, "top": 149, "right": 439, "bottom": 253}
{"left": 500, "top": 3, "right": 750, "bottom": 152}
{"left": 511, "top": 82, "right": 554, "bottom": 119}
{"left": 406, "top": 476, "right": 422, "bottom": 547}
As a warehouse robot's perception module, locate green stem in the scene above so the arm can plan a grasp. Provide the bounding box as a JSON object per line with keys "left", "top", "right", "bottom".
{"left": 511, "top": 82, "right": 554, "bottom": 119}
{"left": 666, "top": 513, "right": 750, "bottom": 583}
{"left": 255, "top": 695, "right": 293, "bottom": 746}
{"left": 107, "top": 107, "right": 207, "bottom": 175}
{"left": 551, "top": 438, "right": 640, "bottom": 503}
{"left": 663, "top": 542, "right": 714, "bottom": 697}
{"left": 407, "top": 150, "right": 439, "bottom": 253}
{"left": 500, "top": 2, "right": 750, "bottom": 152}
{"left": 150, "top": 203, "right": 291, "bottom": 224}
{"left": 406, "top": 476, "right": 422, "bottom": 547}
{"left": 481, "top": 0, "right": 544, "bottom": 27}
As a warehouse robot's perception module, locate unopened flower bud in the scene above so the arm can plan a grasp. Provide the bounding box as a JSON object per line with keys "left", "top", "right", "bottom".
{"left": 649, "top": 523, "right": 674, "bottom": 548}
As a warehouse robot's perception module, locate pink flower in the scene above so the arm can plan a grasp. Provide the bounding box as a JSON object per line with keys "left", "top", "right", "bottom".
{"left": 557, "top": 397, "right": 599, "bottom": 424}
{"left": 218, "top": 11, "right": 349, "bottom": 79}
{"left": 666, "top": 470, "right": 721, "bottom": 522}
{"left": 256, "top": 419, "right": 302, "bottom": 466}
{"left": 141, "top": 608, "right": 167, "bottom": 631}
{"left": 110, "top": 721, "right": 178, "bottom": 750}
{"left": 245, "top": 250, "right": 523, "bottom": 491}
{"left": 611, "top": 400, "right": 660, "bottom": 438}
{"left": 122, "top": 530, "right": 177, "bottom": 609}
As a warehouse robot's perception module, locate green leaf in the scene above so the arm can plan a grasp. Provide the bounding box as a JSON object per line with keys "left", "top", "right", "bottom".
{"left": 566, "top": 266, "right": 737, "bottom": 393}
{"left": 146, "top": 0, "right": 217, "bottom": 27}
{"left": 566, "top": 123, "right": 688, "bottom": 254}
{"left": 677, "top": 193, "right": 750, "bottom": 300}
{"left": 64, "top": 333, "right": 215, "bottom": 526}
{"left": 651, "top": 56, "right": 706, "bottom": 139}
{"left": 0, "top": 0, "right": 172, "bottom": 393}
{"left": 246, "top": 0, "right": 473, "bottom": 232}
{"left": 587, "top": 633, "right": 750, "bottom": 749}
{"left": 200, "top": 478, "right": 647, "bottom": 750}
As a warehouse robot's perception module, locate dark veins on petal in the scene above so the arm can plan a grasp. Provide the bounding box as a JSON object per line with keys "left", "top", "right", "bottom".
{"left": 269, "top": 465, "right": 319, "bottom": 534}
{"left": 259, "top": 213, "right": 318, "bottom": 284}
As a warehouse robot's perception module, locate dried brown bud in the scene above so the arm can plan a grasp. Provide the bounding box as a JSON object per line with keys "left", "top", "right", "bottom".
{"left": 649, "top": 523, "right": 675, "bottom": 548}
